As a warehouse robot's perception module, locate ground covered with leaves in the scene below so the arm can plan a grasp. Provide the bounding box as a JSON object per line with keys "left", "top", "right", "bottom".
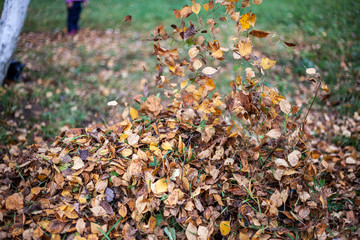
{"left": 1, "top": 0, "right": 360, "bottom": 240}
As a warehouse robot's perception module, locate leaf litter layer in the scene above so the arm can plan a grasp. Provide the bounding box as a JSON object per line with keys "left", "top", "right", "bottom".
{"left": 1, "top": 0, "right": 360, "bottom": 240}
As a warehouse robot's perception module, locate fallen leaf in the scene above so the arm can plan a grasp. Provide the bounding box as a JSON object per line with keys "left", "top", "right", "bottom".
{"left": 220, "top": 221, "right": 231, "bottom": 236}
{"left": 198, "top": 226, "right": 209, "bottom": 240}
{"left": 253, "top": 0, "right": 262, "bottom": 5}
{"left": 72, "top": 156, "right": 84, "bottom": 170}
{"left": 266, "top": 128, "right": 281, "bottom": 139}
{"left": 155, "top": 178, "right": 168, "bottom": 194}
{"left": 118, "top": 203, "right": 127, "bottom": 218}
{"left": 76, "top": 218, "right": 86, "bottom": 235}
{"left": 186, "top": 222, "right": 198, "bottom": 240}
{"left": 275, "top": 158, "right": 289, "bottom": 168}
{"left": 288, "top": 150, "right": 301, "bottom": 167}
{"left": 130, "top": 107, "right": 139, "bottom": 120}
{"left": 5, "top": 193, "right": 23, "bottom": 210}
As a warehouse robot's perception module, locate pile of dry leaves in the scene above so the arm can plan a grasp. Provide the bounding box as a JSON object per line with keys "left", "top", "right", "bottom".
{"left": 1, "top": 0, "right": 359, "bottom": 239}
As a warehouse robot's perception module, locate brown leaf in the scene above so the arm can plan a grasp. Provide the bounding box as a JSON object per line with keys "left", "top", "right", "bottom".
{"left": 250, "top": 29, "right": 270, "bottom": 38}
{"left": 124, "top": 15, "right": 132, "bottom": 23}
{"left": 118, "top": 203, "right": 127, "bottom": 218}
{"left": 48, "top": 220, "right": 65, "bottom": 234}
{"left": 5, "top": 193, "right": 23, "bottom": 210}
{"left": 284, "top": 41, "right": 296, "bottom": 47}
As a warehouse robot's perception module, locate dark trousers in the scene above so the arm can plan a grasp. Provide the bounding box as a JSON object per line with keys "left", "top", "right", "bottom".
{"left": 67, "top": 2, "right": 82, "bottom": 33}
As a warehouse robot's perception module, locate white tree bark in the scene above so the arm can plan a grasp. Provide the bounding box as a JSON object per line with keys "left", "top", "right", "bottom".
{"left": 0, "top": 0, "right": 30, "bottom": 85}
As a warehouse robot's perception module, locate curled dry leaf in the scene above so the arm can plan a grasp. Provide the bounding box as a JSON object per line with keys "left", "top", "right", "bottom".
{"left": 288, "top": 150, "right": 301, "bottom": 167}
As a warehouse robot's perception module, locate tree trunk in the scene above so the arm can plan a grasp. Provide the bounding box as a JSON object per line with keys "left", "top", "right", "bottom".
{"left": 0, "top": 0, "right": 30, "bottom": 85}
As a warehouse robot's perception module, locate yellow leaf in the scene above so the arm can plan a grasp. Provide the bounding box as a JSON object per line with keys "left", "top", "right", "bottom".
{"left": 239, "top": 13, "right": 251, "bottom": 31}
{"left": 155, "top": 178, "right": 168, "bottom": 193}
{"left": 260, "top": 57, "right": 276, "bottom": 70}
{"left": 239, "top": 12, "right": 256, "bottom": 31}
{"left": 248, "top": 13, "right": 256, "bottom": 26}
{"left": 220, "top": 221, "right": 231, "bottom": 236}
{"left": 238, "top": 39, "right": 252, "bottom": 56}
{"left": 130, "top": 107, "right": 139, "bottom": 120}
{"left": 161, "top": 141, "right": 173, "bottom": 151}
{"left": 181, "top": 79, "right": 189, "bottom": 89}
{"left": 192, "top": 2, "right": 201, "bottom": 14}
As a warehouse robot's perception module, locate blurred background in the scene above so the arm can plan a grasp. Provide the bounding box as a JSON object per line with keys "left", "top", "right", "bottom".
{"left": 0, "top": 0, "right": 359, "bottom": 152}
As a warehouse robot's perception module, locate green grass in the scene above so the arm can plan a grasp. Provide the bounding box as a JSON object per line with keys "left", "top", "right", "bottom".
{"left": 0, "top": 0, "right": 359, "bottom": 151}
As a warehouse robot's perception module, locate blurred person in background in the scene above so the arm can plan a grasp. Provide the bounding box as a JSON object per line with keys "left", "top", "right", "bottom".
{"left": 66, "top": 0, "right": 88, "bottom": 35}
